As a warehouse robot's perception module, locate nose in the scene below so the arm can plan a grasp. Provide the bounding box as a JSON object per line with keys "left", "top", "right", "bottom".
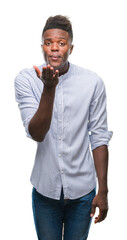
{"left": 51, "top": 42, "right": 59, "bottom": 51}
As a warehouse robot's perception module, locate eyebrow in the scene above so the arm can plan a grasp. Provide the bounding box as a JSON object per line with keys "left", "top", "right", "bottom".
{"left": 44, "top": 37, "right": 67, "bottom": 41}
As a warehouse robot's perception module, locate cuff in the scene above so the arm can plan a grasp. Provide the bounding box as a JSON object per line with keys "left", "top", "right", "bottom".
{"left": 89, "top": 131, "right": 113, "bottom": 151}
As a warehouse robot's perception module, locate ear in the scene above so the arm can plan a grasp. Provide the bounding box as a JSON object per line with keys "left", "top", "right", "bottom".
{"left": 70, "top": 44, "right": 74, "bottom": 55}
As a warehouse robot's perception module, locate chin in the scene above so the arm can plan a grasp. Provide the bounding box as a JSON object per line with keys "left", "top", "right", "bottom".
{"left": 49, "top": 63, "right": 62, "bottom": 70}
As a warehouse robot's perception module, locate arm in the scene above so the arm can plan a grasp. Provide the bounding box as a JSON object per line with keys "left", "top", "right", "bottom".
{"left": 90, "top": 145, "right": 109, "bottom": 223}
{"left": 28, "top": 65, "right": 59, "bottom": 142}
{"left": 29, "top": 85, "right": 56, "bottom": 142}
{"left": 88, "top": 77, "right": 113, "bottom": 223}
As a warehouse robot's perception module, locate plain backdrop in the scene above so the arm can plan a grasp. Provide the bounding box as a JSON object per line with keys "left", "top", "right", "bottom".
{"left": 0, "top": 0, "right": 127, "bottom": 239}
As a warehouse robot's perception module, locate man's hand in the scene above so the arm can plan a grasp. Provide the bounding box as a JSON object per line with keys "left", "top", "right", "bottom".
{"left": 33, "top": 65, "right": 59, "bottom": 88}
{"left": 90, "top": 192, "right": 108, "bottom": 224}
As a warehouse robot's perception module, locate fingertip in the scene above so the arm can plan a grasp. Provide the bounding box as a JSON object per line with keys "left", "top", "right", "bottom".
{"left": 94, "top": 217, "right": 99, "bottom": 224}
{"left": 33, "top": 65, "right": 40, "bottom": 72}
{"left": 33, "top": 65, "right": 37, "bottom": 70}
{"left": 33, "top": 65, "right": 42, "bottom": 78}
{"left": 56, "top": 70, "right": 59, "bottom": 76}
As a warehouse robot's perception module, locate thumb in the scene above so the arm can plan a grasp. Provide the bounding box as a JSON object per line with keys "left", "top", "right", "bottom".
{"left": 90, "top": 204, "right": 96, "bottom": 218}
{"left": 33, "top": 65, "right": 42, "bottom": 78}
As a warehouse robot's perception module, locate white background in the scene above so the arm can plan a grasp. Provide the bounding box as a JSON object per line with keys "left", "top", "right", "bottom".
{"left": 0, "top": 0, "right": 127, "bottom": 239}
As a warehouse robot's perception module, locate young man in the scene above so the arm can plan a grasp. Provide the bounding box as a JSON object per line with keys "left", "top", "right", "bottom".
{"left": 15, "top": 15, "right": 113, "bottom": 240}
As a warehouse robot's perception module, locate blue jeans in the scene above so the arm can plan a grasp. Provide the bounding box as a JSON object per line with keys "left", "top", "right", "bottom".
{"left": 32, "top": 187, "right": 96, "bottom": 240}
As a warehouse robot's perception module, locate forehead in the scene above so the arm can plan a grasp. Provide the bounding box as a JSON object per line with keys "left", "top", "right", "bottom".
{"left": 43, "top": 28, "right": 70, "bottom": 41}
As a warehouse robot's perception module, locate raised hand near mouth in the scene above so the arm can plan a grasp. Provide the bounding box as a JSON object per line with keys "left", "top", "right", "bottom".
{"left": 33, "top": 65, "right": 59, "bottom": 89}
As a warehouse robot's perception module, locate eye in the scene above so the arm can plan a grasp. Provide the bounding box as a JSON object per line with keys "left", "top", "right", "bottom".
{"left": 59, "top": 42, "right": 65, "bottom": 46}
{"left": 45, "top": 42, "right": 51, "bottom": 46}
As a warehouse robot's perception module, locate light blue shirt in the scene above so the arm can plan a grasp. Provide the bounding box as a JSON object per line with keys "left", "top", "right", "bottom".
{"left": 15, "top": 63, "right": 113, "bottom": 200}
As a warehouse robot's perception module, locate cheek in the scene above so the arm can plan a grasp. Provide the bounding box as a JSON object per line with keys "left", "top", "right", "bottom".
{"left": 42, "top": 45, "right": 47, "bottom": 51}
{"left": 62, "top": 48, "right": 71, "bottom": 58}
{"left": 42, "top": 48, "right": 49, "bottom": 61}
{"left": 42, "top": 46, "right": 49, "bottom": 55}
{"left": 63, "top": 51, "right": 71, "bottom": 60}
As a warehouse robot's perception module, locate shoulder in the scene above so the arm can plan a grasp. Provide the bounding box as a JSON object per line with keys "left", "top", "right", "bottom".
{"left": 14, "top": 64, "right": 44, "bottom": 89}
{"left": 70, "top": 63, "right": 105, "bottom": 87}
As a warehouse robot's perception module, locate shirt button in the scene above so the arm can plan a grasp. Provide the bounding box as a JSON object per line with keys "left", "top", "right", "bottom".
{"left": 61, "top": 171, "right": 64, "bottom": 174}
{"left": 58, "top": 154, "right": 61, "bottom": 157}
{"left": 59, "top": 120, "right": 62, "bottom": 122}
{"left": 59, "top": 137, "right": 61, "bottom": 140}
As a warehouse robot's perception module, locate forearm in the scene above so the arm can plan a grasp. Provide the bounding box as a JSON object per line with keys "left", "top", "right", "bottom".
{"left": 28, "top": 86, "right": 56, "bottom": 142}
{"left": 92, "top": 145, "right": 109, "bottom": 194}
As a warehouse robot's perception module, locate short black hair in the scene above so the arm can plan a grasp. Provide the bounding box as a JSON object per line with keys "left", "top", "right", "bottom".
{"left": 42, "top": 15, "right": 73, "bottom": 42}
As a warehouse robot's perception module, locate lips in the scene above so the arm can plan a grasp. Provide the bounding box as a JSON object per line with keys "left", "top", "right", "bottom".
{"left": 49, "top": 55, "right": 61, "bottom": 61}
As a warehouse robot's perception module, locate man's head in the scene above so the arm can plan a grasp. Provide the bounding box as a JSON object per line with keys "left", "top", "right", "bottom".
{"left": 41, "top": 15, "right": 74, "bottom": 75}
{"left": 42, "top": 15, "right": 73, "bottom": 43}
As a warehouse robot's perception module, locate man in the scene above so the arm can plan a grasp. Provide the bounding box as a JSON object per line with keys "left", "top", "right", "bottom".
{"left": 15, "top": 15, "right": 113, "bottom": 240}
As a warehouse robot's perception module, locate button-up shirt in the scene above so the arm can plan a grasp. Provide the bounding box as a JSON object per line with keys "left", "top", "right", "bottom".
{"left": 15, "top": 63, "right": 113, "bottom": 200}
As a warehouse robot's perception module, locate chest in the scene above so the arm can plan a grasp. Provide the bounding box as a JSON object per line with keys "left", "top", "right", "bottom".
{"left": 54, "top": 78, "right": 93, "bottom": 119}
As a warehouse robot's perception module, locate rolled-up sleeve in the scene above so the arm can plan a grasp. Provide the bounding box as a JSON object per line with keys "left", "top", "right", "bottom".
{"left": 14, "top": 70, "right": 39, "bottom": 139}
{"left": 88, "top": 77, "right": 113, "bottom": 150}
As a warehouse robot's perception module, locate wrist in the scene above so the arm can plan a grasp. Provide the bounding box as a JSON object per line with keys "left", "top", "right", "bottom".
{"left": 98, "top": 188, "right": 108, "bottom": 195}
{"left": 98, "top": 179, "right": 108, "bottom": 194}
{"left": 42, "top": 77, "right": 58, "bottom": 89}
{"left": 43, "top": 85, "right": 56, "bottom": 94}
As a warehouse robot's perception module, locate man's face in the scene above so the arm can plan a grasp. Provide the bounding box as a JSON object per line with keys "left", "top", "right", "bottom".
{"left": 42, "top": 29, "right": 73, "bottom": 72}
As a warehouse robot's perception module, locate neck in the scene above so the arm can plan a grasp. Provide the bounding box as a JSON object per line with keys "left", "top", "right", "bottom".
{"left": 56, "top": 62, "right": 69, "bottom": 76}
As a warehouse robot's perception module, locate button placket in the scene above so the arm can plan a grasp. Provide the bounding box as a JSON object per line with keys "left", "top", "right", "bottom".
{"left": 57, "top": 83, "right": 64, "bottom": 178}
